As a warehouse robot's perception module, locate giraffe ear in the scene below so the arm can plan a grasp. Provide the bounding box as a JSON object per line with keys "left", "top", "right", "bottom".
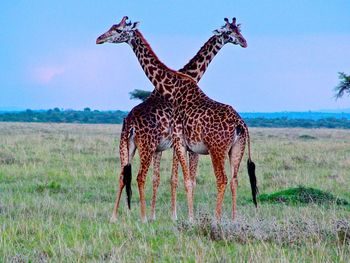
{"left": 131, "top": 22, "right": 140, "bottom": 29}
{"left": 213, "top": 29, "right": 221, "bottom": 36}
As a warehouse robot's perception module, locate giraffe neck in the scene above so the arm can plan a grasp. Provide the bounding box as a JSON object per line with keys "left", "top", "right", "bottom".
{"left": 128, "top": 30, "right": 195, "bottom": 102}
{"left": 147, "top": 35, "right": 226, "bottom": 101}
{"left": 179, "top": 35, "right": 225, "bottom": 82}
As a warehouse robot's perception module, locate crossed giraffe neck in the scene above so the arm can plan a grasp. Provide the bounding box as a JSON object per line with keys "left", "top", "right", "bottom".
{"left": 180, "top": 35, "right": 226, "bottom": 82}
{"left": 128, "top": 30, "right": 205, "bottom": 103}
{"left": 148, "top": 34, "right": 230, "bottom": 99}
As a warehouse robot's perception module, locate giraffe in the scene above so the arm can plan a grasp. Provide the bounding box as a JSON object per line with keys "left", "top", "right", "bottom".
{"left": 96, "top": 16, "right": 258, "bottom": 222}
{"left": 104, "top": 18, "right": 248, "bottom": 223}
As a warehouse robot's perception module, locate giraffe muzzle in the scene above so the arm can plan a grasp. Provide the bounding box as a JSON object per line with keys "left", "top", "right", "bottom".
{"left": 96, "top": 36, "right": 106, "bottom": 44}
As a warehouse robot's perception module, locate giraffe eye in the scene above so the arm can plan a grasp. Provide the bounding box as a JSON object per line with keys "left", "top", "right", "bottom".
{"left": 116, "top": 29, "right": 122, "bottom": 33}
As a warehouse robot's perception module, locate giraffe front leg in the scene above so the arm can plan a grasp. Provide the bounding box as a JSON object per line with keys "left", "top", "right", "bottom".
{"left": 189, "top": 152, "right": 199, "bottom": 200}
{"left": 150, "top": 151, "right": 162, "bottom": 221}
{"left": 171, "top": 150, "right": 179, "bottom": 221}
{"left": 173, "top": 140, "right": 194, "bottom": 223}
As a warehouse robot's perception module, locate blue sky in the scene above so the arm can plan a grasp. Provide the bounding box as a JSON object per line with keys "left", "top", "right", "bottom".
{"left": 1, "top": 1, "right": 349, "bottom": 112}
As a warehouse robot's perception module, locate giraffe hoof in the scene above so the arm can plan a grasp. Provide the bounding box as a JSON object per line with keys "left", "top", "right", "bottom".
{"left": 110, "top": 216, "right": 117, "bottom": 223}
{"left": 171, "top": 213, "right": 178, "bottom": 222}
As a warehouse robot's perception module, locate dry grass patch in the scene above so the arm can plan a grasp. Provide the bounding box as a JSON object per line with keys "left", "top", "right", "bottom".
{"left": 179, "top": 212, "right": 350, "bottom": 247}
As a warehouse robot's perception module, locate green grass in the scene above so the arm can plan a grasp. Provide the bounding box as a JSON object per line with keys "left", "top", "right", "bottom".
{"left": 0, "top": 123, "right": 350, "bottom": 262}
{"left": 258, "top": 186, "right": 349, "bottom": 206}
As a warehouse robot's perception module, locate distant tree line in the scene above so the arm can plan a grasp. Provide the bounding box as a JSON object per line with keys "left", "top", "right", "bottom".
{"left": 245, "top": 117, "right": 350, "bottom": 129}
{"left": 1, "top": 71, "right": 348, "bottom": 127}
{"left": 0, "top": 108, "right": 128, "bottom": 124}
{"left": 1, "top": 108, "right": 350, "bottom": 128}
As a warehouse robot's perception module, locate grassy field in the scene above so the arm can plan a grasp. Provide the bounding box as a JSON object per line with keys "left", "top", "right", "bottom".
{"left": 0, "top": 123, "right": 349, "bottom": 262}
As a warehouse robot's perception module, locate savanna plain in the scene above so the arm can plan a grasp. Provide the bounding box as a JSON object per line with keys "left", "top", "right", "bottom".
{"left": 0, "top": 122, "right": 349, "bottom": 262}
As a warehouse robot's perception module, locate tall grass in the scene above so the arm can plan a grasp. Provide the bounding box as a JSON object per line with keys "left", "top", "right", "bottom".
{"left": 0, "top": 123, "right": 349, "bottom": 262}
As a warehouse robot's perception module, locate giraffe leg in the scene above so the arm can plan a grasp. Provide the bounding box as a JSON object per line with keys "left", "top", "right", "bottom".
{"left": 171, "top": 150, "right": 179, "bottom": 221}
{"left": 210, "top": 151, "right": 227, "bottom": 222}
{"left": 189, "top": 152, "right": 199, "bottom": 200}
{"left": 173, "top": 140, "right": 194, "bottom": 222}
{"left": 110, "top": 132, "right": 136, "bottom": 223}
{"left": 110, "top": 176, "right": 125, "bottom": 223}
{"left": 136, "top": 152, "right": 153, "bottom": 223}
{"left": 229, "top": 136, "right": 246, "bottom": 220}
{"left": 150, "top": 151, "right": 162, "bottom": 221}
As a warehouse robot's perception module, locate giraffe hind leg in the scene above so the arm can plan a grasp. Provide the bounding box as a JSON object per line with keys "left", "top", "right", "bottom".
{"left": 110, "top": 131, "right": 136, "bottom": 222}
{"left": 209, "top": 151, "right": 227, "bottom": 222}
{"left": 228, "top": 133, "right": 246, "bottom": 220}
{"left": 110, "top": 164, "right": 134, "bottom": 222}
{"left": 110, "top": 176, "right": 125, "bottom": 223}
{"left": 171, "top": 150, "right": 179, "bottom": 221}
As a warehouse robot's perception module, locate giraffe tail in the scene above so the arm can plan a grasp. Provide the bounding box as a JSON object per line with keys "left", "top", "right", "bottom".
{"left": 123, "top": 164, "right": 132, "bottom": 209}
{"left": 120, "top": 118, "right": 133, "bottom": 209}
{"left": 244, "top": 125, "right": 259, "bottom": 207}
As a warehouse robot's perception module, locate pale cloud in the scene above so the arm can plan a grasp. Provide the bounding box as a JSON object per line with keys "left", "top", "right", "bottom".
{"left": 24, "top": 46, "right": 151, "bottom": 110}
{"left": 32, "top": 66, "right": 66, "bottom": 84}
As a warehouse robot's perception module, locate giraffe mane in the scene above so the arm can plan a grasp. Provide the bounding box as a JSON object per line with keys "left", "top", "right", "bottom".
{"left": 180, "top": 35, "right": 217, "bottom": 73}
{"left": 134, "top": 30, "right": 197, "bottom": 83}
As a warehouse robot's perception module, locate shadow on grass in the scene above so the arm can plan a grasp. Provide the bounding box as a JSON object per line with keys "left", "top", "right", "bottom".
{"left": 35, "top": 181, "right": 63, "bottom": 194}
{"left": 298, "top": 134, "right": 317, "bottom": 140}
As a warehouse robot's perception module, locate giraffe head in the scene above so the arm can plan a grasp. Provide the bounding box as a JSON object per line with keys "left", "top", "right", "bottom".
{"left": 213, "top": 17, "right": 247, "bottom": 48}
{"left": 96, "top": 16, "right": 139, "bottom": 44}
